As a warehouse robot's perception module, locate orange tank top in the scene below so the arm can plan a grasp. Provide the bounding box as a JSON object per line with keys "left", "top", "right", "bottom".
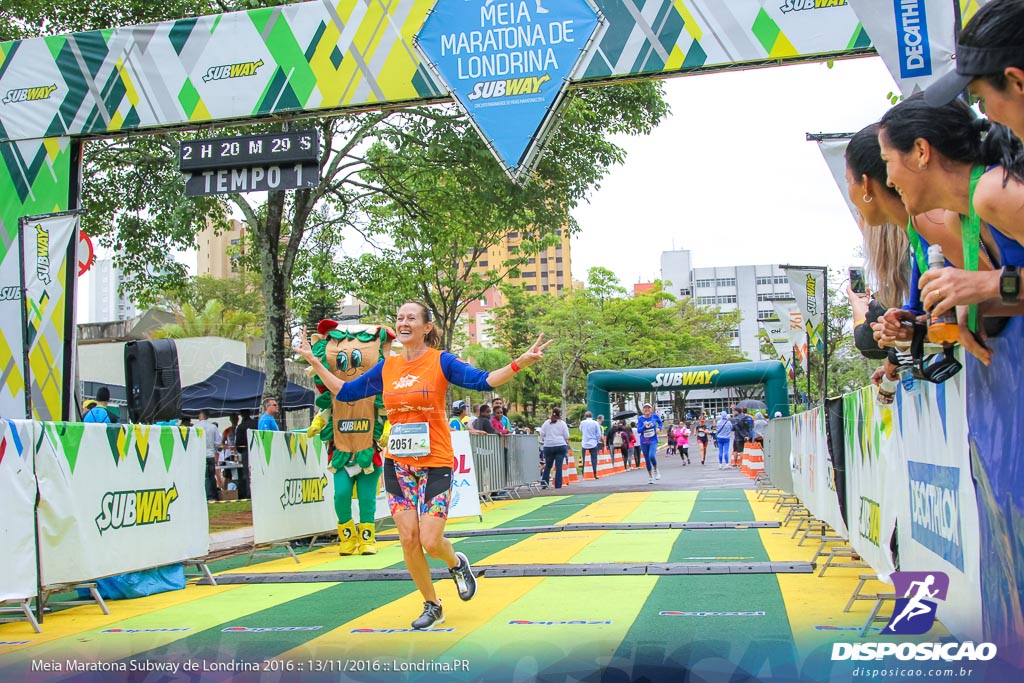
{"left": 380, "top": 348, "right": 453, "bottom": 469}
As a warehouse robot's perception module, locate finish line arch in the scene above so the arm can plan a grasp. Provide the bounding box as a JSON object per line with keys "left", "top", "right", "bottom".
{"left": 0, "top": 1, "right": 876, "bottom": 419}
{"left": 587, "top": 361, "right": 790, "bottom": 421}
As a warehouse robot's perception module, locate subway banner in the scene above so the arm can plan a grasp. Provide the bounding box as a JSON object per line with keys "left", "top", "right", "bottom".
{"left": 248, "top": 430, "right": 336, "bottom": 545}
{"left": 34, "top": 423, "right": 208, "bottom": 586}
{"left": 0, "top": 419, "right": 37, "bottom": 601}
{"left": 790, "top": 406, "right": 848, "bottom": 538}
{"left": 842, "top": 386, "right": 900, "bottom": 581}
{"left": 894, "top": 360, "right": 982, "bottom": 642}
{"left": 0, "top": 1, "right": 872, "bottom": 145}
{"left": 0, "top": 210, "right": 77, "bottom": 422}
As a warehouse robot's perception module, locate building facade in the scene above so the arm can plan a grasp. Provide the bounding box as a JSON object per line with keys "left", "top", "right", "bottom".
{"left": 196, "top": 218, "right": 246, "bottom": 279}
{"left": 85, "top": 258, "right": 137, "bottom": 323}
{"left": 658, "top": 249, "right": 793, "bottom": 417}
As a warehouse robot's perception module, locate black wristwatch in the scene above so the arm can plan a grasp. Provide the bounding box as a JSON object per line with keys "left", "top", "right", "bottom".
{"left": 999, "top": 265, "right": 1020, "bottom": 303}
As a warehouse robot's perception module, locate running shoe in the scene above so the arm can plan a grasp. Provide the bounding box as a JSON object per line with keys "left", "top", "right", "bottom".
{"left": 411, "top": 600, "right": 444, "bottom": 630}
{"left": 655, "top": 469, "right": 661, "bottom": 480}
{"left": 649, "top": 476, "right": 655, "bottom": 484}
{"left": 450, "top": 552, "right": 477, "bottom": 601}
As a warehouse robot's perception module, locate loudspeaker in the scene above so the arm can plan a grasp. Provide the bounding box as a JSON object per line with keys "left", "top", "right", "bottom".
{"left": 124, "top": 340, "right": 181, "bottom": 423}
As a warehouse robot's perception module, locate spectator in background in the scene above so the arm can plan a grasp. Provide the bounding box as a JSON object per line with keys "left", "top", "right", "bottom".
{"left": 258, "top": 397, "right": 280, "bottom": 431}
{"left": 195, "top": 409, "right": 222, "bottom": 502}
{"left": 472, "top": 404, "right": 497, "bottom": 434}
{"left": 491, "top": 397, "right": 512, "bottom": 432}
{"left": 753, "top": 412, "right": 768, "bottom": 445}
{"left": 83, "top": 386, "right": 118, "bottom": 423}
{"left": 222, "top": 414, "right": 239, "bottom": 457}
{"left": 579, "top": 411, "right": 603, "bottom": 480}
{"left": 490, "top": 405, "right": 511, "bottom": 435}
{"left": 731, "top": 408, "right": 752, "bottom": 468}
{"left": 449, "top": 401, "right": 468, "bottom": 431}
{"left": 233, "top": 410, "right": 256, "bottom": 500}
{"left": 539, "top": 407, "right": 571, "bottom": 489}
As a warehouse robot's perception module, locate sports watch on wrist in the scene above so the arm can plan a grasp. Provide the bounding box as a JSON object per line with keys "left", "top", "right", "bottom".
{"left": 999, "top": 266, "right": 1020, "bottom": 303}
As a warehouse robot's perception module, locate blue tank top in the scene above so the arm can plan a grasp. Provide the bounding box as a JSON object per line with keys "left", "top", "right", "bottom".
{"left": 987, "top": 223, "right": 1024, "bottom": 268}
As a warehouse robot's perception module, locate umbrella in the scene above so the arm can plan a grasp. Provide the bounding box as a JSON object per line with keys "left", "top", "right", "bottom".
{"left": 612, "top": 410, "right": 637, "bottom": 420}
{"left": 736, "top": 399, "right": 767, "bottom": 411}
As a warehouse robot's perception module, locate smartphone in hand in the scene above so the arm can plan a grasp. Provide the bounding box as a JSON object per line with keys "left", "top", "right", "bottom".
{"left": 849, "top": 266, "right": 866, "bottom": 295}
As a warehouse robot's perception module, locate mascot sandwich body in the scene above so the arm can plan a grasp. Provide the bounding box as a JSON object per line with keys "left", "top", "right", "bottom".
{"left": 307, "top": 320, "right": 395, "bottom": 555}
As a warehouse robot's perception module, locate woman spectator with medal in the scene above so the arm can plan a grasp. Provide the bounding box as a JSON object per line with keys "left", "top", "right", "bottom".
{"left": 298, "top": 301, "right": 551, "bottom": 631}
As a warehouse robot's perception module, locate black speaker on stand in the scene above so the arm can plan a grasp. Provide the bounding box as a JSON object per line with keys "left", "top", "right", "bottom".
{"left": 124, "top": 340, "right": 182, "bottom": 423}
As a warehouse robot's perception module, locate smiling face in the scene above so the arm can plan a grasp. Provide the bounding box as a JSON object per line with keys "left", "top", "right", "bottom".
{"left": 395, "top": 303, "right": 432, "bottom": 347}
{"left": 878, "top": 129, "right": 933, "bottom": 215}
{"left": 642, "top": 405, "right": 652, "bottom": 417}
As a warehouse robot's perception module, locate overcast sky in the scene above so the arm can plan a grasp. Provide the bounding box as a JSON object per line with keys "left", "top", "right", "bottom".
{"left": 569, "top": 55, "right": 900, "bottom": 287}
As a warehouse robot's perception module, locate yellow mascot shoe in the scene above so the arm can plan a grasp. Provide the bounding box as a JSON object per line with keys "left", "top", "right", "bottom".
{"left": 338, "top": 520, "right": 359, "bottom": 555}
{"left": 358, "top": 523, "right": 378, "bottom": 555}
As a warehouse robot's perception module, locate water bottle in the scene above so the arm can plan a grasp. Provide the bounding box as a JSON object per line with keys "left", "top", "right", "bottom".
{"left": 898, "top": 365, "right": 918, "bottom": 394}
{"left": 927, "top": 244, "right": 959, "bottom": 345}
{"left": 877, "top": 374, "right": 897, "bottom": 405}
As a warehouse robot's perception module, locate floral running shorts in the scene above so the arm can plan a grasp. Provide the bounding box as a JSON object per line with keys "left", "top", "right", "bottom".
{"left": 383, "top": 459, "right": 453, "bottom": 518}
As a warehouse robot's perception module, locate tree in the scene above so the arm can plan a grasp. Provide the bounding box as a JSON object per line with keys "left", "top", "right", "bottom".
{"left": 337, "top": 82, "right": 670, "bottom": 349}
{"left": 152, "top": 299, "right": 258, "bottom": 341}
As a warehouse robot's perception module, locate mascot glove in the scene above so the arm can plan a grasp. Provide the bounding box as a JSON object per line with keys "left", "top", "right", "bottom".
{"left": 362, "top": 466, "right": 376, "bottom": 476}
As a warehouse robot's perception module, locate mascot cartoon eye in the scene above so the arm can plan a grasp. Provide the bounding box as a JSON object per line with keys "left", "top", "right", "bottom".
{"left": 351, "top": 349, "right": 363, "bottom": 368}
{"left": 336, "top": 351, "right": 349, "bottom": 371}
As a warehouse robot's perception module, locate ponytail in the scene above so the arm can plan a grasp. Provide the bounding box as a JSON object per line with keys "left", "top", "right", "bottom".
{"left": 549, "top": 408, "right": 562, "bottom": 424}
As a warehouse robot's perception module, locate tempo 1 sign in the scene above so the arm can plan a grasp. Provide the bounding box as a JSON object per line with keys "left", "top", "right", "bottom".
{"left": 183, "top": 163, "right": 319, "bottom": 197}
{"left": 179, "top": 130, "right": 319, "bottom": 171}
{"left": 179, "top": 129, "right": 321, "bottom": 196}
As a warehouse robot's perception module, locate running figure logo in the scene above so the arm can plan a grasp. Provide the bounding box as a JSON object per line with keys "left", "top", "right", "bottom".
{"left": 882, "top": 571, "right": 949, "bottom": 635}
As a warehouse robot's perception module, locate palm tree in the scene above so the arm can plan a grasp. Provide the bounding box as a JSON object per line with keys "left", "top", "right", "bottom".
{"left": 152, "top": 299, "right": 259, "bottom": 341}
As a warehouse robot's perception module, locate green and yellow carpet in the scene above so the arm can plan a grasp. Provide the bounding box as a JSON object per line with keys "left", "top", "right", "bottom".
{"left": 0, "top": 490, "right": 969, "bottom": 682}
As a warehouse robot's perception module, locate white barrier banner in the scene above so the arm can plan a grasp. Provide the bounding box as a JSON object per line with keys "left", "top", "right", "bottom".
{"left": 449, "top": 431, "right": 482, "bottom": 520}
{"left": 893, "top": 368, "right": 982, "bottom": 641}
{"left": 0, "top": 419, "right": 37, "bottom": 601}
{"left": 249, "top": 430, "right": 335, "bottom": 545}
{"left": 791, "top": 407, "right": 848, "bottom": 538}
{"left": 842, "top": 387, "right": 899, "bottom": 582}
{"left": 35, "top": 423, "right": 208, "bottom": 586}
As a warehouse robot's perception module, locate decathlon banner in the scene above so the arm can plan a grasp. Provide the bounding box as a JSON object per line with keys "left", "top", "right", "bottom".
{"left": 249, "top": 430, "right": 336, "bottom": 545}
{"left": 892, "top": 357, "right": 982, "bottom": 642}
{"left": 783, "top": 267, "right": 826, "bottom": 352}
{"left": 34, "top": 423, "right": 208, "bottom": 586}
{"left": 842, "top": 386, "right": 899, "bottom": 581}
{"left": 847, "top": 0, "right": 956, "bottom": 97}
{"left": 0, "top": 419, "right": 37, "bottom": 601}
{"left": 772, "top": 299, "right": 809, "bottom": 376}
{"left": 790, "top": 406, "right": 848, "bottom": 537}
{"left": 449, "top": 430, "right": 482, "bottom": 520}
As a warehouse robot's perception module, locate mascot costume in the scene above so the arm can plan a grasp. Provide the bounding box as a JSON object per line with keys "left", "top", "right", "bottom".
{"left": 306, "top": 320, "right": 395, "bottom": 555}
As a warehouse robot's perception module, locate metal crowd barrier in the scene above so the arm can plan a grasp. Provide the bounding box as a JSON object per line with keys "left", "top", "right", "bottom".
{"left": 468, "top": 433, "right": 541, "bottom": 499}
